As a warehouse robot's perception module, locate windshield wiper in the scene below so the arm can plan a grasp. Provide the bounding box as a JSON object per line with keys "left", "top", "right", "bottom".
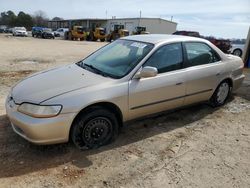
{"left": 82, "top": 63, "right": 109, "bottom": 77}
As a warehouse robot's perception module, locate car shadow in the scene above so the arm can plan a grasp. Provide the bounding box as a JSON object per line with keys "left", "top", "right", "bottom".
{"left": 0, "top": 101, "right": 222, "bottom": 178}
{"left": 235, "top": 83, "right": 250, "bottom": 101}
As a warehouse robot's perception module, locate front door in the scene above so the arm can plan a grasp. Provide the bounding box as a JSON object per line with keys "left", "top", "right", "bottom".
{"left": 128, "top": 43, "right": 187, "bottom": 120}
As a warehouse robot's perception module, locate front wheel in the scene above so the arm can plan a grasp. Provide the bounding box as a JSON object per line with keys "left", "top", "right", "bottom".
{"left": 210, "top": 81, "right": 231, "bottom": 107}
{"left": 71, "top": 107, "right": 118, "bottom": 150}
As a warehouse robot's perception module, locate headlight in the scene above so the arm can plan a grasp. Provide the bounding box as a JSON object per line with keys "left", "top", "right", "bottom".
{"left": 18, "top": 103, "right": 62, "bottom": 118}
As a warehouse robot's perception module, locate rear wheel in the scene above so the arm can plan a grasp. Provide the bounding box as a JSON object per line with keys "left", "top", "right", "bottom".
{"left": 233, "top": 49, "right": 242, "bottom": 57}
{"left": 210, "top": 81, "right": 231, "bottom": 107}
{"left": 71, "top": 107, "right": 118, "bottom": 150}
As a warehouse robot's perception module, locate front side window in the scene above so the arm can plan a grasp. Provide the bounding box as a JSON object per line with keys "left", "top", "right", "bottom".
{"left": 143, "top": 43, "right": 183, "bottom": 73}
{"left": 77, "top": 39, "right": 154, "bottom": 78}
{"left": 184, "top": 42, "right": 220, "bottom": 67}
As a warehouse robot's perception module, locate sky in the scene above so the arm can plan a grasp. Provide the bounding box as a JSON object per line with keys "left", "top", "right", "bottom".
{"left": 0, "top": 0, "right": 249, "bottom": 39}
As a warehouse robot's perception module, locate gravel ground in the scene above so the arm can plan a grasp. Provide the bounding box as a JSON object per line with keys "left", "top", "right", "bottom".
{"left": 0, "top": 34, "right": 249, "bottom": 188}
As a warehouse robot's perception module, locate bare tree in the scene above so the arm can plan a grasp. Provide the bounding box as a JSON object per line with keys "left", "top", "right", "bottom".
{"left": 32, "top": 10, "right": 49, "bottom": 27}
{"left": 51, "top": 17, "right": 63, "bottom": 21}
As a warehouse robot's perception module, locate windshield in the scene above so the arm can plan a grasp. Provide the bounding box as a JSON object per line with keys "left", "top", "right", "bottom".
{"left": 77, "top": 39, "right": 154, "bottom": 78}
{"left": 16, "top": 27, "right": 26, "bottom": 31}
{"left": 43, "top": 28, "right": 52, "bottom": 32}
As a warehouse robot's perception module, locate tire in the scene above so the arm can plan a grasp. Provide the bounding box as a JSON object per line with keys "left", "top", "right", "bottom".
{"left": 233, "top": 49, "right": 242, "bottom": 57}
{"left": 210, "top": 80, "right": 231, "bottom": 107}
{"left": 71, "top": 107, "right": 118, "bottom": 150}
{"left": 107, "top": 36, "right": 112, "bottom": 42}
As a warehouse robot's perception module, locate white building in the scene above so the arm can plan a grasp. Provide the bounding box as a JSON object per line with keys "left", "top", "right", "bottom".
{"left": 48, "top": 17, "right": 177, "bottom": 34}
{"left": 107, "top": 18, "right": 177, "bottom": 35}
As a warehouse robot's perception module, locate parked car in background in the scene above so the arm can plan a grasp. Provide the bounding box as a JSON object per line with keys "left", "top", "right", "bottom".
{"left": 32, "top": 26, "right": 44, "bottom": 37}
{"left": 5, "top": 27, "right": 14, "bottom": 33}
{"left": 205, "top": 37, "right": 232, "bottom": 54}
{"left": 13, "top": 27, "right": 28, "bottom": 37}
{"left": 173, "top": 30, "right": 232, "bottom": 54}
{"left": 6, "top": 35, "right": 245, "bottom": 149}
{"left": 54, "top": 28, "right": 69, "bottom": 37}
{"left": 173, "top": 30, "right": 200, "bottom": 37}
{"left": 0, "top": 25, "right": 7, "bottom": 33}
{"left": 32, "top": 27, "right": 55, "bottom": 39}
{"left": 229, "top": 44, "right": 245, "bottom": 57}
{"left": 41, "top": 28, "right": 55, "bottom": 39}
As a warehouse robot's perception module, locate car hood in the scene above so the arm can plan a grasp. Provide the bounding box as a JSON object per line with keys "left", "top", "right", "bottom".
{"left": 12, "top": 64, "right": 111, "bottom": 104}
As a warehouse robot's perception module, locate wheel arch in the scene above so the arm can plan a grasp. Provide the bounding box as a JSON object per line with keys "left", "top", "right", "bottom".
{"left": 210, "top": 77, "right": 233, "bottom": 107}
{"left": 222, "top": 77, "right": 233, "bottom": 88}
{"left": 216, "top": 77, "right": 233, "bottom": 91}
{"left": 233, "top": 48, "right": 242, "bottom": 52}
{"left": 69, "top": 102, "right": 123, "bottom": 140}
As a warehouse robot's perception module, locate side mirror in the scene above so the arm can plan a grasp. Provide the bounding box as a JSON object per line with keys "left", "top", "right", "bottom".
{"left": 134, "top": 66, "right": 158, "bottom": 79}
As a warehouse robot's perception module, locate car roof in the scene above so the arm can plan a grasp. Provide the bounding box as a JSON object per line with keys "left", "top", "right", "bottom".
{"left": 122, "top": 34, "right": 207, "bottom": 44}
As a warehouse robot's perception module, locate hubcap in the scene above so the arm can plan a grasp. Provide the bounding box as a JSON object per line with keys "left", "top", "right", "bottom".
{"left": 217, "top": 83, "right": 229, "bottom": 104}
{"left": 82, "top": 117, "right": 112, "bottom": 145}
{"left": 233, "top": 50, "right": 241, "bottom": 57}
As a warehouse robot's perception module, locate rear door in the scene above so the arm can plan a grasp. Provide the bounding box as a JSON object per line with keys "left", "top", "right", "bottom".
{"left": 183, "top": 42, "right": 225, "bottom": 105}
{"left": 128, "top": 43, "right": 187, "bottom": 120}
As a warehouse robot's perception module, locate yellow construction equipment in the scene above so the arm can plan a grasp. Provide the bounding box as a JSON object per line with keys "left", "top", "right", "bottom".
{"left": 87, "top": 27, "right": 107, "bottom": 42}
{"left": 64, "top": 26, "right": 87, "bottom": 41}
{"left": 107, "top": 25, "right": 129, "bottom": 42}
{"left": 133, "top": 26, "right": 150, "bottom": 35}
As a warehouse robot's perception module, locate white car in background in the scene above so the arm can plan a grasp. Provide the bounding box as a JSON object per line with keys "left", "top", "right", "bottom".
{"left": 229, "top": 44, "right": 245, "bottom": 57}
{"left": 13, "top": 27, "right": 28, "bottom": 37}
{"left": 54, "top": 28, "right": 69, "bottom": 37}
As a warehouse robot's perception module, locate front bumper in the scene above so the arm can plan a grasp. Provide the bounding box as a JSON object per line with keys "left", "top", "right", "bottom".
{"left": 5, "top": 99, "right": 76, "bottom": 145}
{"left": 15, "top": 33, "right": 27, "bottom": 36}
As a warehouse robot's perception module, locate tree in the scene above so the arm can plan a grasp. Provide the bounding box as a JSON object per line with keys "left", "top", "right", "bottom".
{"left": 16, "top": 11, "right": 33, "bottom": 29}
{"left": 0, "top": 10, "right": 34, "bottom": 29}
{"left": 51, "top": 17, "right": 63, "bottom": 21}
{"left": 0, "top": 10, "right": 16, "bottom": 26}
{"left": 32, "top": 10, "right": 49, "bottom": 27}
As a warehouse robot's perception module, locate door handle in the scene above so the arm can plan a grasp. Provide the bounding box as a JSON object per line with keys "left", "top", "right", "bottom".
{"left": 216, "top": 72, "right": 221, "bottom": 76}
{"left": 176, "top": 82, "right": 183, "bottom": 85}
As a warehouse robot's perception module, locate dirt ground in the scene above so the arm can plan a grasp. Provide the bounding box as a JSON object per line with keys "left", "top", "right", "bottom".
{"left": 0, "top": 34, "right": 250, "bottom": 188}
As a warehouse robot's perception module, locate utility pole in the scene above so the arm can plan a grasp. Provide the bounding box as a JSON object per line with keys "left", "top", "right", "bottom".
{"left": 105, "top": 10, "right": 108, "bottom": 19}
{"left": 139, "top": 10, "right": 142, "bottom": 27}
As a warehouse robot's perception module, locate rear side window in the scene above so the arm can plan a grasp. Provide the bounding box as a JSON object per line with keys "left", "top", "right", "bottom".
{"left": 184, "top": 42, "right": 220, "bottom": 67}
{"left": 143, "top": 43, "right": 183, "bottom": 73}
